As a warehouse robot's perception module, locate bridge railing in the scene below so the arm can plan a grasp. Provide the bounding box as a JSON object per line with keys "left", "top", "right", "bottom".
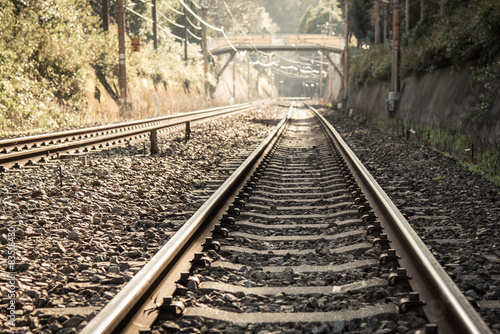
{"left": 209, "top": 34, "right": 344, "bottom": 51}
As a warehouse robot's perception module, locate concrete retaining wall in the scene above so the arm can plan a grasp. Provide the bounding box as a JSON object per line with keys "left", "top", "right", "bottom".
{"left": 346, "top": 61, "right": 500, "bottom": 143}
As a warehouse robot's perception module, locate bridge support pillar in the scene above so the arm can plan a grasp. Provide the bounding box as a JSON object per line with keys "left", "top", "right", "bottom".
{"left": 216, "top": 51, "right": 236, "bottom": 81}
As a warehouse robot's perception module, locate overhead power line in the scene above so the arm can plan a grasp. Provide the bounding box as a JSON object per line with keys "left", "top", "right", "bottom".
{"left": 134, "top": 0, "right": 153, "bottom": 7}
{"left": 186, "top": 28, "right": 202, "bottom": 40}
{"left": 159, "top": 25, "right": 184, "bottom": 41}
{"left": 126, "top": 6, "right": 154, "bottom": 24}
{"left": 178, "top": 0, "right": 236, "bottom": 52}
{"left": 250, "top": 60, "right": 278, "bottom": 67}
{"left": 126, "top": 5, "right": 184, "bottom": 42}
{"left": 190, "top": 1, "right": 201, "bottom": 10}
{"left": 186, "top": 15, "right": 202, "bottom": 30}
{"left": 159, "top": 11, "right": 185, "bottom": 28}
{"left": 166, "top": 2, "right": 183, "bottom": 15}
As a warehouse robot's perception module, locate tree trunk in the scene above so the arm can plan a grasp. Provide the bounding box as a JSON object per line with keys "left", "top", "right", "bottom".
{"left": 406, "top": 0, "right": 410, "bottom": 33}
{"left": 420, "top": 0, "right": 425, "bottom": 22}
{"left": 374, "top": 1, "right": 380, "bottom": 44}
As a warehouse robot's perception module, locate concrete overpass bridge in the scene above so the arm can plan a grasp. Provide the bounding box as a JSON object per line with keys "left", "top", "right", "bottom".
{"left": 209, "top": 34, "right": 344, "bottom": 55}
{"left": 208, "top": 34, "right": 345, "bottom": 82}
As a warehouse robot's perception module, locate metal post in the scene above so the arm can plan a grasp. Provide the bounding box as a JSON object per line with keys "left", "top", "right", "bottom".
{"left": 150, "top": 129, "right": 158, "bottom": 155}
{"left": 102, "top": 0, "right": 109, "bottom": 32}
{"left": 185, "top": 121, "right": 191, "bottom": 140}
{"left": 152, "top": 0, "right": 158, "bottom": 50}
{"left": 116, "top": 0, "right": 127, "bottom": 111}
{"left": 201, "top": 0, "right": 209, "bottom": 98}
{"left": 343, "top": 0, "right": 349, "bottom": 104}
{"left": 319, "top": 51, "right": 323, "bottom": 99}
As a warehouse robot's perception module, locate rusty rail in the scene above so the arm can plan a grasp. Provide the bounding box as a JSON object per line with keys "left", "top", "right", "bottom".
{"left": 0, "top": 101, "right": 264, "bottom": 171}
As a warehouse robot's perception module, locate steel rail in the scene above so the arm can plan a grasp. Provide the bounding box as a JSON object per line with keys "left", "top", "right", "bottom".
{"left": 80, "top": 103, "right": 293, "bottom": 334}
{"left": 0, "top": 101, "right": 261, "bottom": 150}
{"left": 309, "top": 105, "right": 491, "bottom": 334}
{"left": 0, "top": 102, "right": 264, "bottom": 170}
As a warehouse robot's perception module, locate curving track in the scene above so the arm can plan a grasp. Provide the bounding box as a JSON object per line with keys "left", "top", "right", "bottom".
{"left": 81, "top": 103, "right": 490, "bottom": 334}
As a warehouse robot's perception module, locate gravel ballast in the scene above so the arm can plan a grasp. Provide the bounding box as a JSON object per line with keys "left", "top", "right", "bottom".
{"left": 0, "top": 106, "right": 285, "bottom": 334}
{"left": 2, "top": 103, "right": 499, "bottom": 333}
{"left": 322, "top": 107, "right": 500, "bottom": 333}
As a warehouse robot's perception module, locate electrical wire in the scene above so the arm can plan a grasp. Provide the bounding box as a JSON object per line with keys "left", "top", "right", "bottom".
{"left": 274, "top": 53, "right": 319, "bottom": 67}
{"left": 271, "top": 66, "right": 316, "bottom": 80}
{"left": 190, "top": 1, "right": 201, "bottom": 10}
{"left": 221, "top": 0, "right": 261, "bottom": 53}
{"left": 126, "top": 6, "right": 154, "bottom": 23}
{"left": 250, "top": 60, "right": 278, "bottom": 67}
{"left": 133, "top": 0, "right": 153, "bottom": 7}
{"left": 186, "top": 15, "right": 202, "bottom": 30}
{"left": 178, "top": 0, "right": 236, "bottom": 52}
{"left": 186, "top": 28, "right": 202, "bottom": 40}
{"left": 159, "top": 11, "right": 185, "bottom": 28}
{"left": 166, "top": 2, "right": 184, "bottom": 15}
{"left": 159, "top": 25, "right": 184, "bottom": 41}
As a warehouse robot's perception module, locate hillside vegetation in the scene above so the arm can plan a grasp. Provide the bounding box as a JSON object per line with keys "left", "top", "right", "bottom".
{"left": 349, "top": 0, "right": 500, "bottom": 88}
{"left": 2, "top": 0, "right": 320, "bottom": 135}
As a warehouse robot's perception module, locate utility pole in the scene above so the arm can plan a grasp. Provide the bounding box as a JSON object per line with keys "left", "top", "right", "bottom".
{"left": 152, "top": 0, "right": 158, "bottom": 50}
{"left": 392, "top": 0, "right": 401, "bottom": 93}
{"left": 102, "top": 0, "right": 109, "bottom": 32}
{"left": 388, "top": 0, "right": 402, "bottom": 116}
{"left": 117, "top": 0, "right": 127, "bottom": 112}
{"left": 406, "top": 0, "right": 410, "bottom": 34}
{"left": 343, "top": 0, "right": 349, "bottom": 105}
{"left": 201, "top": 0, "right": 209, "bottom": 98}
{"left": 374, "top": 1, "right": 380, "bottom": 44}
{"left": 183, "top": 4, "right": 188, "bottom": 63}
{"left": 383, "top": 2, "right": 388, "bottom": 44}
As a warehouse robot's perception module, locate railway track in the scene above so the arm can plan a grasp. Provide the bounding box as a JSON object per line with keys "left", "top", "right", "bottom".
{"left": 0, "top": 101, "right": 263, "bottom": 172}
{"left": 80, "top": 102, "right": 491, "bottom": 334}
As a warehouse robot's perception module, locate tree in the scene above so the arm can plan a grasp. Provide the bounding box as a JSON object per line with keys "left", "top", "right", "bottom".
{"left": 296, "top": 1, "right": 344, "bottom": 35}
{"left": 264, "top": 0, "right": 320, "bottom": 33}
{"left": 207, "top": 0, "right": 278, "bottom": 35}
{"left": 338, "top": 0, "right": 372, "bottom": 47}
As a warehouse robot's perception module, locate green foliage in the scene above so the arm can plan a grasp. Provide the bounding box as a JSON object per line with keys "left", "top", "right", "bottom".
{"left": 0, "top": 0, "right": 103, "bottom": 131}
{"left": 264, "top": 0, "right": 320, "bottom": 34}
{"left": 338, "top": 0, "right": 372, "bottom": 46}
{"left": 348, "top": 0, "right": 371, "bottom": 46}
{"left": 349, "top": 0, "right": 500, "bottom": 88}
{"left": 349, "top": 44, "right": 391, "bottom": 88}
{"left": 296, "top": 1, "right": 343, "bottom": 35}
{"left": 0, "top": 0, "right": 209, "bottom": 133}
{"left": 464, "top": 61, "right": 500, "bottom": 133}
{"left": 205, "top": 0, "right": 278, "bottom": 36}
